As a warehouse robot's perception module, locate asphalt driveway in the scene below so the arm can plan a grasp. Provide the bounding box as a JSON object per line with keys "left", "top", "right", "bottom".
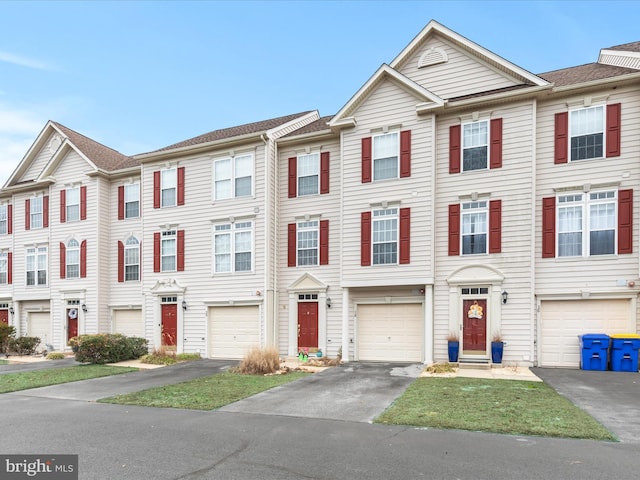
{"left": 532, "top": 367, "right": 640, "bottom": 443}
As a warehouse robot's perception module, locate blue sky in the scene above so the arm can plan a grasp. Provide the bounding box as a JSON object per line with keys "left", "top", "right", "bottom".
{"left": 1, "top": 0, "right": 639, "bottom": 185}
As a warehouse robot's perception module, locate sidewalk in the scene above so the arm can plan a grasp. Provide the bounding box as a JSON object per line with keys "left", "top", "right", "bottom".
{"left": 422, "top": 364, "right": 543, "bottom": 382}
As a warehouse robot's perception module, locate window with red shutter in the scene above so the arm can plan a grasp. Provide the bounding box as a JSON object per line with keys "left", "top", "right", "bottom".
{"left": 361, "top": 212, "right": 371, "bottom": 266}
{"left": 449, "top": 125, "right": 461, "bottom": 174}
{"left": 489, "top": 200, "right": 502, "bottom": 253}
{"left": 320, "top": 152, "right": 330, "bottom": 194}
{"left": 448, "top": 204, "right": 460, "bottom": 256}
{"left": 489, "top": 118, "right": 503, "bottom": 169}
{"left": 177, "top": 230, "right": 185, "bottom": 271}
{"left": 118, "top": 186, "right": 125, "bottom": 220}
{"left": 399, "top": 208, "right": 410, "bottom": 264}
{"left": 7, "top": 204, "right": 11, "bottom": 235}
{"left": 153, "top": 171, "right": 161, "bottom": 209}
{"left": 118, "top": 241, "right": 124, "bottom": 282}
{"left": 80, "top": 186, "right": 87, "bottom": 220}
{"left": 43, "top": 195, "right": 49, "bottom": 228}
{"left": 542, "top": 197, "right": 556, "bottom": 258}
{"left": 25, "top": 199, "right": 30, "bottom": 230}
{"left": 60, "top": 190, "right": 66, "bottom": 223}
{"left": 177, "top": 167, "right": 185, "bottom": 206}
{"left": 320, "top": 219, "right": 329, "bottom": 265}
{"left": 287, "top": 223, "right": 296, "bottom": 267}
{"left": 606, "top": 103, "right": 621, "bottom": 158}
{"left": 618, "top": 189, "right": 633, "bottom": 254}
{"left": 288, "top": 157, "right": 297, "bottom": 198}
{"left": 400, "top": 130, "right": 411, "bottom": 178}
{"left": 59, "top": 242, "right": 66, "bottom": 279}
{"left": 153, "top": 232, "right": 161, "bottom": 272}
{"left": 7, "top": 252, "right": 11, "bottom": 284}
{"left": 554, "top": 112, "right": 569, "bottom": 164}
{"left": 361, "top": 137, "right": 372, "bottom": 183}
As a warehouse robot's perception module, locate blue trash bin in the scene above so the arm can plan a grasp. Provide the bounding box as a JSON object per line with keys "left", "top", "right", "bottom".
{"left": 610, "top": 334, "right": 640, "bottom": 372}
{"left": 579, "top": 334, "right": 610, "bottom": 371}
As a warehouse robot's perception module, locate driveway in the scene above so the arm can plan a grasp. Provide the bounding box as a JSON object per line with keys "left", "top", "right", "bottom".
{"left": 532, "top": 368, "right": 640, "bottom": 443}
{"left": 220, "top": 361, "right": 423, "bottom": 422}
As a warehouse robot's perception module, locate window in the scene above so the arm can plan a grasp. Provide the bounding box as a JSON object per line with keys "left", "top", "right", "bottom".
{"left": 297, "top": 153, "right": 319, "bottom": 196}
{"left": 153, "top": 168, "right": 184, "bottom": 208}
{"left": 372, "top": 208, "right": 398, "bottom": 265}
{"left": 557, "top": 191, "right": 616, "bottom": 257}
{"left": 66, "top": 239, "right": 80, "bottom": 278}
{"left": 0, "top": 252, "right": 7, "bottom": 284}
{"left": 66, "top": 187, "right": 80, "bottom": 222}
{"left": 461, "top": 201, "right": 488, "bottom": 255}
{"left": 161, "top": 230, "right": 177, "bottom": 272}
{"left": 125, "top": 184, "right": 139, "bottom": 218}
{"left": 463, "top": 121, "right": 488, "bottom": 171}
{"left": 153, "top": 230, "right": 184, "bottom": 272}
{"left": 297, "top": 220, "right": 319, "bottom": 266}
{"left": 0, "top": 205, "right": 7, "bottom": 235}
{"left": 124, "top": 236, "right": 140, "bottom": 281}
{"left": 26, "top": 247, "right": 47, "bottom": 286}
{"left": 373, "top": 132, "right": 399, "bottom": 181}
{"left": 214, "top": 154, "right": 253, "bottom": 200}
{"left": 570, "top": 106, "right": 604, "bottom": 161}
{"left": 161, "top": 169, "right": 177, "bottom": 207}
{"left": 213, "top": 221, "right": 253, "bottom": 273}
{"left": 30, "top": 196, "right": 43, "bottom": 229}
{"left": 361, "top": 208, "right": 410, "bottom": 266}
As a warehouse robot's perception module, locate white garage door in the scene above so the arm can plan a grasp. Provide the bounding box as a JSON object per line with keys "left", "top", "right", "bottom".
{"left": 540, "top": 299, "right": 632, "bottom": 367}
{"left": 357, "top": 303, "right": 423, "bottom": 362}
{"left": 113, "top": 310, "right": 145, "bottom": 338}
{"left": 28, "top": 312, "right": 51, "bottom": 349}
{"left": 208, "top": 306, "right": 260, "bottom": 359}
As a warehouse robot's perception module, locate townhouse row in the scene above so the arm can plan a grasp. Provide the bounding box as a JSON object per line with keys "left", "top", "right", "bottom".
{"left": 1, "top": 21, "right": 639, "bottom": 367}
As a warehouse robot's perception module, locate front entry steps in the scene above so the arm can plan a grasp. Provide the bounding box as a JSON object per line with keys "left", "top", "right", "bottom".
{"left": 458, "top": 360, "right": 491, "bottom": 370}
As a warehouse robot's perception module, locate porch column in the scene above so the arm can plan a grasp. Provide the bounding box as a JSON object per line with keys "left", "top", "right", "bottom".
{"left": 424, "top": 284, "right": 434, "bottom": 364}
{"left": 341, "top": 287, "right": 350, "bottom": 362}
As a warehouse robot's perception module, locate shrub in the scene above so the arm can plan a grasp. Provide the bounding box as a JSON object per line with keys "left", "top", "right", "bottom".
{"left": 0, "top": 323, "right": 15, "bottom": 353}
{"left": 10, "top": 336, "right": 40, "bottom": 355}
{"left": 46, "top": 352, "right": 65, "bottom": 360}
{"left": 73, "top": 334, "right": 148, "bottom": 364}
{"left": 140, "top": 353, "right": 177, "bottom": 365}
{"left": 234, "top": 346, "right": 280, "bottom": 375}
{"left": 175, "top": 353, "right": 201, "bottom": 362}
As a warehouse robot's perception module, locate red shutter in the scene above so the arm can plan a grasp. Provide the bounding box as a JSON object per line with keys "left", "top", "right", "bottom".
{"left": 489, "top": 199, "right": 502, "bottom": 253}
{"left": 43, "top": 195, "right": 49, "bottom": 228}
{"left": 606, "top": 103, "right": 621, "bottom": 158}
{"left": 60, "top": 190, "right": 66, "bottom": 223}
{"left": 59, "top": 242, "right": 66, "bottom": 279}
{"left": 7, "top": 204, "right": 12, "bottom": 235}
{"left": 361, "top": 137, "right": 372, "bottom": 183}
{"left": 490, "top": 118, "right": 503, "bottom": 169}
{"left": 287, "top": 223, "right": 296, "bottom": 267}
{"left": 400, "top": 130, "right": 411, "bottom": 178}
{"left": 153, "top": 171, "right": 161, "bottom": 208}
{"left": 554, "top": 112, "right": 568, "bottom": 164}
{"left": 361, "top": 212, "right": 371, "bottom": 266}
{"left": 449, "top": 125, "right": 461, "bottom": 174}
{"left": 399, "top": 207, "right": 410, "bottom": 264}
{"left": 153, "top": 232, "right": 161, "bottom": 272}
{"left": 448, "top": 204, "right": 460, "bottom": 256}
{"left": 80, "top": 186, "right": 87, "bottom": 220}
{"left": 542, "top": 197, "right": 556, "bottom": 258}
{"left": 320, "top": 219, "right": 329, "bottom": 265}
{"left": 320, "top": 152, "right": 330, "bottom": 194}
{"left": 118, "top": 241, "right": 125, "bottom": 282}
{"left": 177, "top": 230, "right": 185, "bottom": 271}
{"left": 288, "top": 157, "right": 297, "bottom": 198}
{"left": 80, "top": 240, "right": 87, "bottom": 278}
{"left": 25, "top": 199, "right": 30, "bottom": 230}
{"left": 7, "top": 252, "right": 11, "bottom": 284}
{"left": 618, "top": 189, "right": 633, "bottom": 254}
{"left": 177, "top": 167, "right": 185, "bottom": 205}
{"left": 118, "top": 186, "right": 125, "bottom": 220}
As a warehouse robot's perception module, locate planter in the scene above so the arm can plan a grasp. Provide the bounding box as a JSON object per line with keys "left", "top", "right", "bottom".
{"left": 491, "top": 341, "right": 504, "bottom": 364}
{"left": 447, "top": 341, "right": 459, "bottom": 363}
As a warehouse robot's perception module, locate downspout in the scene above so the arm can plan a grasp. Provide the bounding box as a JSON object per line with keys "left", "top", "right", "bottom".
{"left": 425, "top": 111, "right": 437, "bottom": 365}
{"left": 530, "top": 99, "right": 538, "bottom": 366}
{"left": 260, "top": 133, "right": 275, "bottom": 348}
{"left": 339, "top": 128, "right": 350, "bottom": 362}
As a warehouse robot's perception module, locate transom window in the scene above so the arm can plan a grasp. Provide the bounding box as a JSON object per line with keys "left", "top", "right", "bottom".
{"left": 161, "top": 296, "right": 177, "bottom": 303}
{"left": 66, "top": 239, "right": 80, "bottom": 279}
{"left": 461, "top": 201, "right": 488, "bottom": 255}
{"left": 558, "top": 191, "right": 616, "bottom": 256}
{"left": 298, "top": 294, "right": 318, "bottom": 300}
{"left": 0, "top": 205, "right": 7, "bottom": 235}
{"left": 570, "top": 106, "right": 604, "bottom": 161}
{"left": 30, "top": 196, "right": 43, "bottom": 229}
{"left": 372, "top": 208, "right": 398, "bottom": 265}
{"left": 161, "top": 168, "right": 177, "bottom": 207}
{"left": 297, "top": 220, "right": 319, "bottom": 266}
{"left": 125, "top": 236, "right": 140, "bottom": 281}
{"left": 373, "top": 132, "right": 399, "bottom": 181}
{"left": 125, "top": 183, "right": 140, "bottom": 218}
{"left": 26, "top": 246, "right": 47, "bottom": 286}
{"left": 0, "top": 252, "right": 7, "bottom": 284}
{"left": 214, "top": 154, "right": 253, "bottom": 200}
{"left": 297, "top": 153, "right": 319, "bottom": 196}
{"left": 461, "top": 287, "right": 489, "bottom": 295}
{"left": 66, "top": 187, "right": 80, "bottom": 222}
{"left": 213, "top": 221, "right": 253, "bottom": 273}
{"left": 463, "top": 121, "right": 488, "bottom": 171}
{"left": 161, "top": 230, "right": 177, "bottom": 272}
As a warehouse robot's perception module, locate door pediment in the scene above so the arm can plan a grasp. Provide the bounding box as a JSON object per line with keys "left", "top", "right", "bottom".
{"left": 447, "top": 265, "right": 504, "bottom": 286}
{"left": 288, "top": 273, "right": 327, "bottom": 292}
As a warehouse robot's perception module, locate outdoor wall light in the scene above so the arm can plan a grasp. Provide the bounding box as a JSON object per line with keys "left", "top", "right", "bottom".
{"left": 182, "top": 300, "right": 188, "bottom": 311}
{"left": 9, "top": 306, "right": 14, "bottom": 315}
{"left": 81, "top": 303, "right": 87, "bottom": 313}
{"left": 326, "top": 297, "right": 332, "bottom": 309}
{"left": 501, "top": 291, "right": 509, "bottom": 305}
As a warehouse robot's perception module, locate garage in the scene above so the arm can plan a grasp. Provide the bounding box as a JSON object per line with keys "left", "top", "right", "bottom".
{"left": 540, "top": 299, "right": 633, "bottom": 367}
{"left": 112, "top": 309, "right": 145, "bottom": 338}
{"left": 208, "top": 305, "right": 260, "bottom": 359}
{"left": 28, "top": 312, "right": 51, "bottom": 349}
{"left": 357, "top": 303, "right": 423, "bottom": 362}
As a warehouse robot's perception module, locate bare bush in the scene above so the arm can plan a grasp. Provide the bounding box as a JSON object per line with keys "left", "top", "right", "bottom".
{"left": 235, "top": 346, "right": 281, "bottom": 375}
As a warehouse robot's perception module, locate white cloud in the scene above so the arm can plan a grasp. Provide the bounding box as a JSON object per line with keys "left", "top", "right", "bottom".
{"left": 0, "top": 50, "right": 52, "bottom": 70}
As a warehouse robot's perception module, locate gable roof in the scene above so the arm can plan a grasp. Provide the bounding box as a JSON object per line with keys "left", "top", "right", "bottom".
{"left": 538, "top": 63, "right": 639, "bottom": 87}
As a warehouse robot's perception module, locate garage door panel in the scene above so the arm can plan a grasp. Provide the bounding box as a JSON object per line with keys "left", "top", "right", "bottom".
{"left": 28, "top": 312, "right": 51, "bottom": 350}
{"left": 113, "top": 310, "right": 144, "bottom": 338}
{"left": 208, "top": 306, "right": 259, "bottom": 359}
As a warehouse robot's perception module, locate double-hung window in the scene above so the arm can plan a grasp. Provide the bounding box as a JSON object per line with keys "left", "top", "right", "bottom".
{"left": 66, "top": 187, "right": 80, "bottom": 222}
{"left": 461, "top": 201, "right": 488, "bottom": 254}
{"left": 213, "top": 221, "right": 253, "bottom": 273}
{"left": 161, "top": 169, "right": 177, "bottom": 207}
{"left": 0, "top": 252, "right": 7, "bottom": 284}
{"left": 125, "top": 184, "right": 140, "bottom": 218}
{"left": 297, "top": 153, "right": 319, "bottom": 196}
{"left": 66, "top": 239, "right": 80, "bottom": 278}
{"left": 30, "top": 196, "right": 43, "bottom": 229}
{"left": 372, "top": 208, "right": 398, "bottom": 265}
{"left": 297, "top": 220, "right": 319, "bottom": 266}
{"left": 463, "top": 121, "right": 488, "bottom": 171}
{"left": 26, "top": 246, "right": 47, "bottom": 286}
{"left": 373, "top": 132, "right": 399, "bottom": 181}
{"left": 125, "top": 236, "right": 140, "bottom": 281}
{"left": 557, "top": 191, "right": 616, "bottom": 257}
{"left": 214, "top": 154, "right": 253, "bottom": 200}
{"left": 161, "top": 230, "right": 177, "bottom": 271}
{"left": 570, "top": 106, "right": 604, "bottom": 161}
{"left": 0, "top": 205, "right": 7, "bottom": 234}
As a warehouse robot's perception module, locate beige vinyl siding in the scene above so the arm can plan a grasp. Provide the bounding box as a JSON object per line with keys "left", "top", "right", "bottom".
{"left": 21, "top": 135, "right": 56, "bottom": 182}
{"left": 433, "top": 102, "right": 536, "bottom": 364}
{"left": 396, "top": 36, "right": 521, "bottom": 101}
{"left": 341, "top": 78, "right": 434, "bottom": 287}
{"left": 535, "top": 87, "right": 640, "bottom": 297}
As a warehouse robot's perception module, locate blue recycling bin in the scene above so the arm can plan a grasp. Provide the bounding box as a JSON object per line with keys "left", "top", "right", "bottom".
{"left": 609, "top": 334, "right": 640, "bottom": 372}
{"left": 579, "top": 334, "right": 610, "bottom": 371}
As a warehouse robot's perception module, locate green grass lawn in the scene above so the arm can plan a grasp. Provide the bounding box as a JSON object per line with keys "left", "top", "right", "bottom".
{"left": 0, "top": 365, "right": 138, "bottom": 393}
{"left": 0, "top": 359, "right": 7, "bottom": 365}
{"left": 375, "top": 377, "right": 616, "bottom": 441}
{"left": 99, "top": 371, "right": 309, "bottom": 410}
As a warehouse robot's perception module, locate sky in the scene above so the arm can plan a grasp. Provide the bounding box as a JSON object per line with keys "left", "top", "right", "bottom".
{"left": 1, "top": 0, "right": 639, "bottom": 186}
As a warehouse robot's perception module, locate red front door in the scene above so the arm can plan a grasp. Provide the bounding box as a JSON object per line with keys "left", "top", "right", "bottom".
{"left": 463, "top": 299, "right": 487, "bottom": 353}
{"left": 161, "top": 304, "right": 178, "bottom": 346}
{"left": 67, "top": 308, "right": 78, "bottom": 341}
{"left": 297, "top": 302, "right": 318, "bottom": 349}
{"left": 0, "top": 310, "right": 8, "bottom": 325}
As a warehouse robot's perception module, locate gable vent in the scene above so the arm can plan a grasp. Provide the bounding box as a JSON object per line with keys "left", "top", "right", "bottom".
{"left": 418, "top": 47, "right": 448, "bottom": 68}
